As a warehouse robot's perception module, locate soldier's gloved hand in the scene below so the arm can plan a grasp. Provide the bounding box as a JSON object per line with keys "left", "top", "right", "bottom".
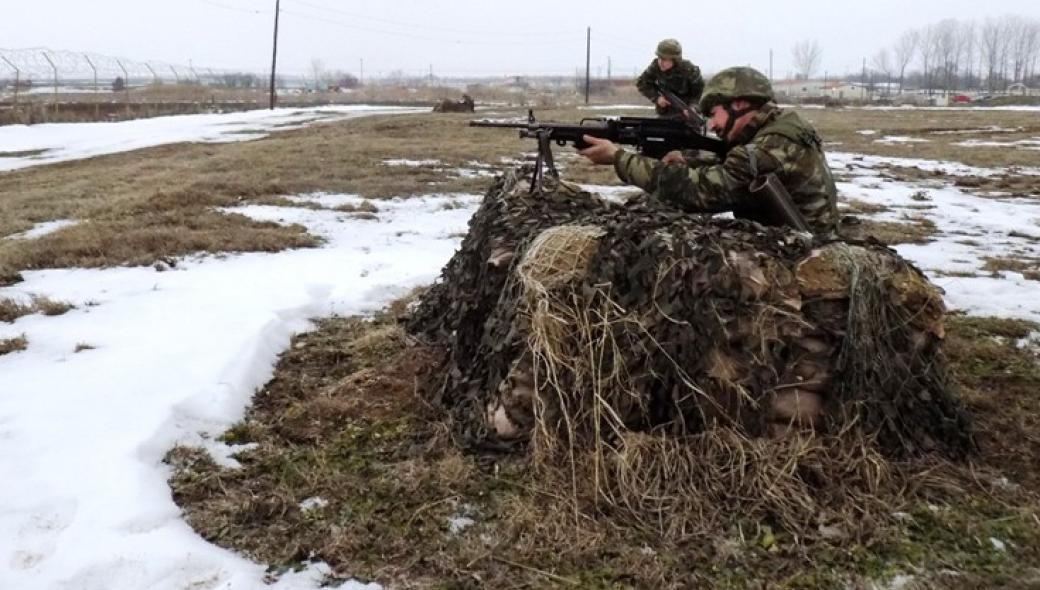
{"left": 661, "top": 150, "right": 686, "bottom": 165}
{"left": 656, "top": 96, "right": 671, "bottom": 108}
{"left": 578, "top": 135, "right": 619, "bottom": 165}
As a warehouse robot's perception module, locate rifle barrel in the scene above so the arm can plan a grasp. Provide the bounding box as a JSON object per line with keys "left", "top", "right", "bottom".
{"left": 469, "top": 120, "right": 527, "bottom": 128}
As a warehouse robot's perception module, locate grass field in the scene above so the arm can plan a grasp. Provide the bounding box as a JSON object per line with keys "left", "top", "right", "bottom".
{"left": 3, "top": 104, "right": 1040, "bottom": 588}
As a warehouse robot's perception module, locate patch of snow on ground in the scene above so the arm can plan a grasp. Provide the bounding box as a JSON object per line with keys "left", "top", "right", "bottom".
{"left": 382, "top": 158, "right": 441, "bottom": 167}
{"left": 5, "top": 219, "right": 79, "bottom": 240}
{"left": 856, "top": 130, "right": 878, "bottom": 136}
{"left": 953, "top": 138, "right": 1040, "bottom": 150}
{"left": 873, "top": 136, "right": 930, "bottom": 144}
{"left": 930, "top": 126, "right": 1023, "bottom": 135}
{"left": 829, "top": 151, "right": 1040, "bottom": 177}
{"left": 0, "top": 106, "right": 423, "bottom": 173}
{"left": 830, "top": 152, "right": 1040, "bottom": 323}
{"left": 0, "top": 193, "right": 481, "bottom": 590}
{"left": 284, "top": 193, "right": 372, "bottom": 209}
{"left": 578, "top": 104, "right": 653, "bottom": 110}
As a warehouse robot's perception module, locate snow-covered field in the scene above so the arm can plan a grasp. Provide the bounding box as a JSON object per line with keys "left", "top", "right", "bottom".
{"left": 1, "top": 109, "right": 1039, "bottom": 589}
{"left": 0, "top": 193, "right": 480, "bottom": 590}
{"left": 0, "top": 105, "right": 424, "bottom": 172}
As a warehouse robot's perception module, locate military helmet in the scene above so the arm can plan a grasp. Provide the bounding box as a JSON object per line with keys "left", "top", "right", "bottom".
{"left": 699, "top": 66, "right": 774, "bottom": 113}
{"left": 655, "top": 39, "right": 682, "bottom": 59}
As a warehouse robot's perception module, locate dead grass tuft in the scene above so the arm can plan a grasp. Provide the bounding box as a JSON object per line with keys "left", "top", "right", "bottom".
{"left": 856, "top": 217, "right": 938, "bottom": 245}
{"left": 0, "top": 209, "right": 317, "bottom": 270}
{"left": 982, "top": 256, "right": 1040, "bottom": 281}
{"left": 168, "top": 302, "right": 1040, "bottom": 589}
{"left": 0, "top": 295, "right": 74, "bottom": 323}
{"left": 0, "top": 334, "right": 27, "bottom": 355}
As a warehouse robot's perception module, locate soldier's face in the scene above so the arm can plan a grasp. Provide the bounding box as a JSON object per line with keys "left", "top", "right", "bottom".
{"left": 657, "top": 57, "right": 674, "bottom": 71}
{"left": 709, "top": 100, "right": 754, "bottom": 140}
{"left": 708, "top": 105, "right": 730, "bottom": 137}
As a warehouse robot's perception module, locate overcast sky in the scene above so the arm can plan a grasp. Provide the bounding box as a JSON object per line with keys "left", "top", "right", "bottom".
{"left": 2, "top": 0, "right": 1037, "bottom": 79}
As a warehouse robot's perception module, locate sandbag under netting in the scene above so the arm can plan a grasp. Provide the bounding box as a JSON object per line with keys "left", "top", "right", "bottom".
{"left": 408, "top": 167, "right": 975, "bottom": 536}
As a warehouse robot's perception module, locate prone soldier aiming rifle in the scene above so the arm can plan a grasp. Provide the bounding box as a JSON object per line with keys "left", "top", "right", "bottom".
{"left": 471, "top": 108, "right": 811, "bottom": 233}
{"left": 469, "top": 110, "right": 724, "bottom": 193}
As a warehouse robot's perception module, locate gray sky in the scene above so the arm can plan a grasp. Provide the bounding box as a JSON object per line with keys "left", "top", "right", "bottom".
{"left": 2, "top": 0, "right": 1037, "bottom": 79}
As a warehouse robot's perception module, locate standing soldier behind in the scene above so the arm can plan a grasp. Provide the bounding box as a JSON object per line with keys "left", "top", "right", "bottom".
{"left": 636, "top": 39, "right": 705, "bottom": 118}
{"left": 581, "top": 67, "right": 839, "bottom": 235}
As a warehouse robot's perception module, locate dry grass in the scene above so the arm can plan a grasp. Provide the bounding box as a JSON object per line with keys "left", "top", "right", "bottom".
{"left": 0, "top": 334, "right": 27, "bottom": 355}
{"left": 0, "top": 295, "right": 74, "bottom": 323}
{"left": 982, "top": 256, "right": 1040, "bottom": 281}
{"left": 3, "top": 105, "right": 1035, "bottom": 277}
{"left": 0, "top": 111, "right": 539, "bottom": 275}
{"left": 169, "top": 304, "right": 1040, "bottom": 589}
{"left": 852, "top": 217, "right": 939, "bottom": 246}
{"left": 798, "top": 107, "right": 1040, "bottom": 169}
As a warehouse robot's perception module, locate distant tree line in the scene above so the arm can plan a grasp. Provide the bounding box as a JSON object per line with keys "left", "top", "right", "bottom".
{"left": 872, "top": 15, "right": 1039, "bottom": 94}
{"left": 788, "top": 15, "right": 1039, "bottom": 95}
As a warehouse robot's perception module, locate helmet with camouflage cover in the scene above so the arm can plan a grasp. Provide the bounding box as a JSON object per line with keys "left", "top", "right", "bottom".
{"left": 698, "top": 67, "right": 773, "bottom": 114}
{"left": 655, "top": 39, "right": 682, "bottom": 59}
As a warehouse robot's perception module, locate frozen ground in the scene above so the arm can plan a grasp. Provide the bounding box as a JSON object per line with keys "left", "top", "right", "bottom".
{"left": 0, "top": 105, "right": 423, "bottom": 172}
{"left": 1, "top": 115, "right": 1039, "bottom": 588}
{"left": 831, "top": 151, "right": 1040, "bottom": 323}
{"left": 0, "top": 193, "right": 480, "bottom": 590}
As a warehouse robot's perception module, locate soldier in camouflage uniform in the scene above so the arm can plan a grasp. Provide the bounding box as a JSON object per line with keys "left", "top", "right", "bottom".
{"left": 636, "top": 39, "right": 705, "bottom": 118}
{"left": 581, "top": 67, "right": 839, "bottom": 235}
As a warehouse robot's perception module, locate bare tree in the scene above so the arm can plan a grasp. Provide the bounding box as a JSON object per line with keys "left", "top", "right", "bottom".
{"left": 1007, "top": 16, "right": 1040, "bottom": 84}
{"left": 918, "top": 25, "right": 936, "bottom": 94}
{"left": 980, "top": 17, "right": 1003, "bottom": 91}
{"left": 310, "top": 58, "right": 324, "bottom": 91}
{"left": 958, "top": 21, "right": 977, "bottom": 90}
{"left": 792, "top": 39, "right": 822, "bottom": 80}
{"left": 871, "top": 48, "right": 893, "bottom": 95}
{"left": 893, "top": 30, "right": 919, "bottom": 94}
{"left": 932, "top": 19, "right": 961, "bottom": 92}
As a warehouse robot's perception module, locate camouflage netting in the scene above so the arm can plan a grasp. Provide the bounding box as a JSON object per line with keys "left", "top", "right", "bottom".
{"left": 408, "top": 166, "right": 975, "bottom": 537}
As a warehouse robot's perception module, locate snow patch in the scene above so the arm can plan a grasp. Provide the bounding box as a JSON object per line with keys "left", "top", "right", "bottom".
{"left": 0, "top": 193, "right": 481, "bottom": 590}
{"left": 0, "top": 106, "right": 423, "bottom": 173}
{"left": 5, "top": 220, "right": 79, "bottom": 241}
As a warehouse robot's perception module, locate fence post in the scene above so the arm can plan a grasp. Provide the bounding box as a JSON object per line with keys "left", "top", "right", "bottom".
{"left": 145, "top": 63, "right": 160, "bottom": 117}
{"left": 116, "top": 59, "right": 131, "bottom": 117}
{"left": 0, "top": 54, "right": 19, "bottom": 122}
{"left": 84, "top": 54, "right": 99, "bottom": 120}
{"left": 42, "top": 51, "right": 59, "bottom": 118}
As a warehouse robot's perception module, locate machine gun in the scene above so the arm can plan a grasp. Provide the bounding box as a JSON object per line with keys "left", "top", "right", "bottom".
{"left": 470, "top": 110, "right": 725, "bottom": 192}
{"left": 655, "top": 83, "right": 706, "bottom": 130}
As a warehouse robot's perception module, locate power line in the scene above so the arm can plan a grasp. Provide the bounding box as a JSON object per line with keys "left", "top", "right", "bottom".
{"left": 278, "top": 8, "right": 580, "bottom": 47}
{"left": 199, "top": 0, "right": 269, "bottom": 15}
{"left": 286, "top": 0, "right": 574, "bottom": 37}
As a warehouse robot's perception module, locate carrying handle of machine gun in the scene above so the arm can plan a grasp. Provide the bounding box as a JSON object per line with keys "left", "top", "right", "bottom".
{"left": 749, "top": 173, "right": 812, "bottom": 233}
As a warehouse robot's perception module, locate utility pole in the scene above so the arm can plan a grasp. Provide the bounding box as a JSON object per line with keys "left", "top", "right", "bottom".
{"left": 607, "top": 56, "right": 612, "bottom": 83}
{"left": 269, "top": 0, "right": 281, "bottom": 109}
{"left": 584, "top": 26, "right": 591, "bottom": 104}
{"left": 769, "top": 49, "right": 773, "bottom": 82}
{"left": 359, "top": 58, "right": 364, "bottom": 84}
{"left": 861, "top": 57, "right": 867, "bottom": 101}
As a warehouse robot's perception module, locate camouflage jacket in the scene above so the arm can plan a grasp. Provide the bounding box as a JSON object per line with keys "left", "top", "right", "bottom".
{"left": 612, "top": 102, "right": 839, "bottom": 234}
{"left": 635, "top": 59, "right": 705, "bottom": 116}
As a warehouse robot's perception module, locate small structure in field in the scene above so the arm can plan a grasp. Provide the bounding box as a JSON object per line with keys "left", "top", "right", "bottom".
{"left": 432, "top": 94, "right": 475, "bottom": 113}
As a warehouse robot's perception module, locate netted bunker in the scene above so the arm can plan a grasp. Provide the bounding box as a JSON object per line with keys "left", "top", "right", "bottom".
{"left": 408, "top": 167, "right": 975, "bottom": 535}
